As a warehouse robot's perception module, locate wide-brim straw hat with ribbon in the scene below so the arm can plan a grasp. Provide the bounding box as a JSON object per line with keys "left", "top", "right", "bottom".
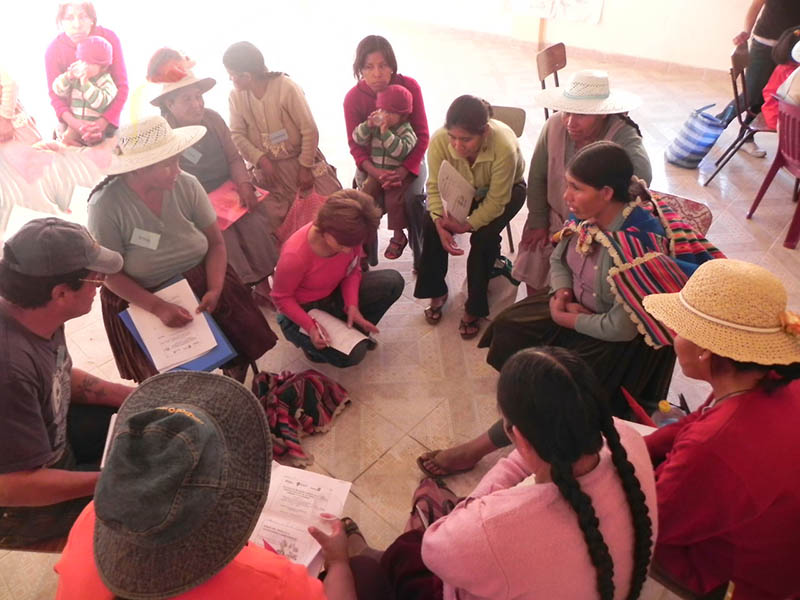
{"left": 643, "top": 259, "right": 800, "bottom": 365}
{"left": 532, "top": 69, "right": 641, "bottom": 115}
{"left": 150, "top": 72, "right": 216, "bottom": 106}
{"left": 106, "top": 115, "right": 206, "bottom": 175}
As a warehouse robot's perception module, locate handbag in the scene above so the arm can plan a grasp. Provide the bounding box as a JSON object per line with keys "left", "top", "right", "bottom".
{"left": 665, "top": 104, "right": 726, "bottom": 169}
{"left": 275, "top": 189, "right": 328, "bottom": 243}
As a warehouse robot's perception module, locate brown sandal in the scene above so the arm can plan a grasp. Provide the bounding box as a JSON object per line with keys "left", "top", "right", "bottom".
{"left": 384, "top": 236, "right": 408, "bottom": 260}
{"left": 458, "top": 317, "right": 481, "bottom": 340}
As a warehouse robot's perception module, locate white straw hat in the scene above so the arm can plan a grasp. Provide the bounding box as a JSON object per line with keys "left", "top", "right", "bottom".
{"left": 532, "top": 69, "right": 641, "bottom": 115}
{"left": 107, "top": 116, "right": 207, "bottom": 175}
{"left": 643, "top": 259, "right": 800, "bottom": 365}
{"left": 150, "top": 71, "right": 216, "bottom": 106}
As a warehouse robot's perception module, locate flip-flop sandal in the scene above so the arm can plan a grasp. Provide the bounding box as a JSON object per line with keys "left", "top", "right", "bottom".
{"left": 341, "top": 517, "right": 365, "bottom": 541}
{"left": 416, "top": 450, "right": 472, "bottom": 478}
{"left": 458, "top": 318, "right": 481, "bottom": 340}
{"left": 384, "top": 236, "right": 408, "bottom": 260}
{"left": 424, "top": 295, "right": 448, "bottom": 325}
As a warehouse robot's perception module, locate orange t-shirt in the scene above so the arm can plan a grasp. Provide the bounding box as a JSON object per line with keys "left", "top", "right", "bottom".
{"left": 55, "top": 503, "right": 327, "bottom": 600}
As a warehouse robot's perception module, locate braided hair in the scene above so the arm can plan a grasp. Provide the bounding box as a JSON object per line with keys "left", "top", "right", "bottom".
{"left": 87, "top": 175, "right": 119, "bottom": 203}
{"left": 615, "top": 113, "right": 643, "bottom": 138}
{"left": 497, "top": 347, "right": 653, "bottom": 600}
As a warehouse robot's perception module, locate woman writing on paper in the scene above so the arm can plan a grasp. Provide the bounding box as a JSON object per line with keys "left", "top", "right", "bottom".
{"left": 271, "top": 190, "right": 404, "bottom": 368}
{"left": 414, "top": 95, "right": 526, "bottom": 339}
{"left": 148, "top": 48, "right": 278, "bottom": 305}
{"left": 87, "top": 116, "right": 277, "bottom": 383}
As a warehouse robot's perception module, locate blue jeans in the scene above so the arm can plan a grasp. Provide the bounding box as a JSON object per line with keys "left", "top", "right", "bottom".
{"left": 277, "top": 269, "right": 405, "bottom": 367}
{"left": 716, "top": 39, "right": 776, "bottom": 126}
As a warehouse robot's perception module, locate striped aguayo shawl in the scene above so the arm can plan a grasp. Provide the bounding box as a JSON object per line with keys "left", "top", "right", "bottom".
{"left": 558, "top": 197, "right": 725, "bottom": 348}
{"left": 252, "top": 369, "right": 350, "bottom": 466}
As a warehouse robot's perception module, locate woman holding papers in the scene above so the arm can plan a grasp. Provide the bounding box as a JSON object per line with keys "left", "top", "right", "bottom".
{"left": 414, "top": 95, "right": 526, "bottom": 339}
{"left": 642, "top": 260, "right": 800, "bottom": 600}
{"left": 148, "top": 47, "right": 278, "bottom": 306}
{"left": 271, "top": 190, "right": 404, "bottom": 367}
{"left": 87, "top": 116, "right": 277, "bottom": 383}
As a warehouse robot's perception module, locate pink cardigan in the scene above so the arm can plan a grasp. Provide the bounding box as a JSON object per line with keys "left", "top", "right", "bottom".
{"left": 45, "top": 26, "right": 128, "bottom": 127}
{"left": 421, "top": 421, "right": 658, "bottom": 600}
{"left": 271, "top": 223, "right": 362, "bottom": 332}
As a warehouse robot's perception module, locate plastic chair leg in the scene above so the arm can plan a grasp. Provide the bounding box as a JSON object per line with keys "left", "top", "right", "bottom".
{"left": 794, "top": 178, "right": 799, "bottom": 203}
{"left": 784, "top": 201, "right": 800, "bottom": 249}
{"left": 747, "top": 155, "right": 783, "bottom": 218}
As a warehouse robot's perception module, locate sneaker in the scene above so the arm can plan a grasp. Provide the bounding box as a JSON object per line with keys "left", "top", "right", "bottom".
{"left": 741, "top": 141, "right": 766, "bottom": 158}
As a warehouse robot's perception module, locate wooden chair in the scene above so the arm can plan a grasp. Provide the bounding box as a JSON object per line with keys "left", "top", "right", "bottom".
{"left": 536, "top": 42, "right": 567, "bottom": 120}
{"left": 492, "top": 106, "right": 528, "bottom": 253}
{"left": 747, "top": 98, "right": 800, "bottom": 248}
{"left": 703, "top": 44, "right": 776, "bottom": 186}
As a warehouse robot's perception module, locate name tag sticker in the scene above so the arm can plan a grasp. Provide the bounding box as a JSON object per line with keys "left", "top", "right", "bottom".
{"left": 182, "top": 147, "right": 202, "bottom": 164}
{"left": 269, "top": 129, "right": 289, "bottom": 144}
{"left": 130, "top": 228, "right": 160, "bottom": 250}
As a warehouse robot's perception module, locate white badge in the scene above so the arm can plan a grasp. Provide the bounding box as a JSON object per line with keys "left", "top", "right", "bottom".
{"left": 130, "top": 228, "right": 161, "bottom": 250}
{"left": 182, "top": 146, "right": 202, "bottom": 164}
{"left": 269, "top": 129, "right": 289, "bottom": 144}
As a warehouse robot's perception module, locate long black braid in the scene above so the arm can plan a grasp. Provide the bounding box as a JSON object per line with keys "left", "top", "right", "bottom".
{"left": 87, "top": 175, "right": 119, "bottom": 203}
{"left": 600, "top": 408, "right": 653, "bottom": 599}
{"left": 550, "top": 459, "right": 616, "bottom": 599}
{"left": 498, "top": 347, "right": 654, "bottom": 600}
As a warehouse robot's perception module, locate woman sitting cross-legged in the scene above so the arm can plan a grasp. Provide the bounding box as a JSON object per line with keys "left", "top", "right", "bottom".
{"left": 419, "top": 141, "right": 723, "bottom": 478}
{"left": 88, "top": 116, "right": 277, "bottom": 383}
{"left": 643, "top": 259, "right": 800, "bottom": 600}
{"left": 414, "top": 94, "right": 526, "bottom": 339}
{"left": 343, "top": 346, "right": 657, "bottom": 600}
{"left": 271, "top": 189, "right": 404, "bottom": 368}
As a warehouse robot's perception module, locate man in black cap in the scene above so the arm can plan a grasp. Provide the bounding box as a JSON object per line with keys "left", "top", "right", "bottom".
{"left": 0, "top": 217, "right": 135, "bottom": 549}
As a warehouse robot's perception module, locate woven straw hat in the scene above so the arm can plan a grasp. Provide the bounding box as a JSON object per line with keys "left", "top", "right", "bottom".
{"left": 107, "top": 116, "right": 206, "bottom": 175}
{"left": 150, "top": 71, "right": 216, "bottom": 106}
{"left": 643, "top": 259, "right": 800, "bottom": 365}
{"left": 532, "top": 69, "right": 641, "bottom": 115}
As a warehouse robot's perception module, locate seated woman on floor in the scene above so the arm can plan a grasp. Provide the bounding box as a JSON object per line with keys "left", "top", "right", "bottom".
{"left": 147, "top": 47, "right": 278, "bottom": 305}
{"left": 271, "top": 189, "right": 404, "bottom": 368}
{"left": 414, "top": 95, "right": 526, "bottom": 339}
{"left": 643, "top": 259, "right": 800, "bottom": 600}
{"left": 419, "top": 141, "right": 723, "bottom": 477}
{"left": 88, "top": 116, "right": 277, "bottom": 383}
{"left": 344, "top": 346, "right": 657, "bottom": 600}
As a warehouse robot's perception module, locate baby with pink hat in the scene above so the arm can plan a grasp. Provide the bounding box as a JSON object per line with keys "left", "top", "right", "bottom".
{"left": 51, "top": 35, "right": 118, "bottom": 145}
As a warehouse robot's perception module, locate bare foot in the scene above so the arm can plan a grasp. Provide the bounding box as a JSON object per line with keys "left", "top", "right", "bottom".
{"left": 417, "top": 433, "right": 498, "bottom": 477}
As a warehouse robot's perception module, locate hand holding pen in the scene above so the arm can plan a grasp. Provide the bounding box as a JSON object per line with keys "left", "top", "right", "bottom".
{"left": 310, "top": 319, "right": 330, "bottom": 350}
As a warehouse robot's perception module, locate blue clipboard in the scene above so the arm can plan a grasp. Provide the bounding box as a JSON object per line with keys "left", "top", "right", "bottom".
{"left": 118, "top": 278, "right": 237, "bottom": 373}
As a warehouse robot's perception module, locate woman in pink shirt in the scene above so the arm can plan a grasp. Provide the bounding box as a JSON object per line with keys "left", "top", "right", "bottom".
{"left": 345, "top": 346, "right": 657, "bottom": 599}
{"left": 271, "top": 189, "right": 404, "bottom": 367}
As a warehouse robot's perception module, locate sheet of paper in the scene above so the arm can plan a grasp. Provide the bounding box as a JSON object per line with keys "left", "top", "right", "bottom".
{"left": 249, "top": 462, "right": 351, "bottom": 567}
{"left": 126, "top": 279, "right": 216, "bottom": 371}
{"left": 438, "top": 160, "right": 475, "bottom": 223}
{"left": 207, "top": 181, "right": 268, "bottom": 230}
{"left": 301, "top": 309, "right": 368, "bottom": 355}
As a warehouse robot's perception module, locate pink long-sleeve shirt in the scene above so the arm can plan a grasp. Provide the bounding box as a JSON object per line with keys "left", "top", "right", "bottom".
{"left": 45, "top": 26, "right": 128, "bottom": 127}
{"left": 421, "top": 420, "right": 658, "bottom": 600}
{"left": 271, "top": 223, "right": 362, "bottom": 332}
{"left": 343, "top": 74, "right": 429, "bottom": 175}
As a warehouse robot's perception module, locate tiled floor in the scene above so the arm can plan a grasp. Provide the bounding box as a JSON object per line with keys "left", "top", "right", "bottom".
{"left": 4, "top": 16, "right": 800, "bottom": 600}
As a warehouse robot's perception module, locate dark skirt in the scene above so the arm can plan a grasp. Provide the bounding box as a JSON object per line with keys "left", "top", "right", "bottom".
{"left": 101, "top": 263, "right": 277, "bottom": 383}
{"left": 478, "top": 291, "right": 676, "bottom": 416}
{"left": 380, "top": 530, "right": 444, "bottom": 600}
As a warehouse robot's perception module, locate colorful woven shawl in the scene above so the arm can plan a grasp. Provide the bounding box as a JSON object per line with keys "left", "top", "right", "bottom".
{"left": 252, "top": 369, "right": 350, "bottom": 466}
{"left": 558, "top": 196, "right": 725, "bottom": 348}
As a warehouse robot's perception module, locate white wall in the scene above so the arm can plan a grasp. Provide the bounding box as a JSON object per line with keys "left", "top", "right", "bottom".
{"left": 511, "top": 0, "right": 753, "bottom": 71}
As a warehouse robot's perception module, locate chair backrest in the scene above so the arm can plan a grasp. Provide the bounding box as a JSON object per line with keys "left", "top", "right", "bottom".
{"left": 492, "top": 106, "right": 526, "bottom": 137}
{"left": 536, "top": 42, "right": 567, "bottom": 119}
{"left": 730, "top": 44, "right": 751, "bottom": 126}
{"left": 777, "top": 98, "right": 800, "bottom": 174}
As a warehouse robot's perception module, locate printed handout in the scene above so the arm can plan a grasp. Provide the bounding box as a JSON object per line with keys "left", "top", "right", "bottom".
{"left": 438, "top": 160, "right": 475, "bottom": 223}
{"left": 301, "top": 309, "right": 369, "bottom": 355}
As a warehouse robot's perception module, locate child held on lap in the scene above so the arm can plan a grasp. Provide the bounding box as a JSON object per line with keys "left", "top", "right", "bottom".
{"left": 51, "top": 35, "right": 117, "bottom": 146}
{"left": 352, "top": 84, "right": 416, "bottom": 259}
